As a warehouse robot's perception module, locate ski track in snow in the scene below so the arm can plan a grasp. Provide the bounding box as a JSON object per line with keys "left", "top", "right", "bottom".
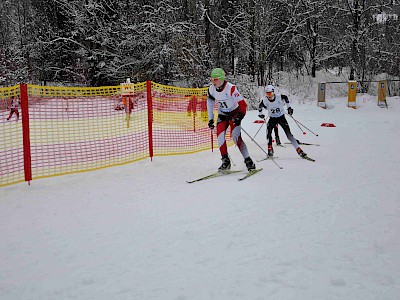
{"left": 1, "top": 96, "right": 400, "bottom": 299}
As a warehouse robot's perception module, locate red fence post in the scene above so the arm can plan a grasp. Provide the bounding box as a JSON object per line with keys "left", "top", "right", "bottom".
{"left": 146, "top": 80, "right": 153, "bottom": 160}
{"left": 20, "top": 83, "right": 32, "bottom": 183}
{"left": 211, "top": 130, "right": 214, "bottom": 152}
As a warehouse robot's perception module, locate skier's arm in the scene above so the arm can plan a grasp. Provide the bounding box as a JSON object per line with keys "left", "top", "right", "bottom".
{"left": 258, "top": 100, "right": 266, "bottom": 118}
{"left": 282, "top": 95, "right": 290, "bottom": 108}
{"left": 282, "top": 95, "right": 293, "bottom": 115}
{"left": 237, "top": 99, "right": 247, "bottom": 116}
{"left": 207, "top": 91, "right": 215, "bottom": 121}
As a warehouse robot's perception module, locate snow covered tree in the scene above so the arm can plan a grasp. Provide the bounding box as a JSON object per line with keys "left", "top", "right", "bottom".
{"left": 1, "top": 0, "right": 399, "bottom": 87}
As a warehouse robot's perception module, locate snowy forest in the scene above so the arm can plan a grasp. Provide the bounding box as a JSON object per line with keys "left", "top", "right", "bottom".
{"left": 0, "top": 0, "right": 399, "bottom": 87}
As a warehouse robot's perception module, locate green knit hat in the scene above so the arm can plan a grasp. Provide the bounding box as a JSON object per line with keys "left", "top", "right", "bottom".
{"left": 210, "top": 68, "right": 225, "bottom": 81}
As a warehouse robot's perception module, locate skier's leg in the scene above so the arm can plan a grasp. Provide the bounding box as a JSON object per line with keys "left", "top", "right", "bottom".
{"left": 231, "top": 122, "right": 250, "bottom": 158}
{"left": 278, "top": 116, "right": 299, "bottom": 148}
{"left": 266, "top": 118, "right": 278, "bottom": 156}
{"left": 216, "top": 119, "right": 232, "bottom": 170}
{"left": 278, "top": 116, "right": 306, "bottom": 156}
{"left": 231, "top": 121, "right": 255, "bottom": 170}
{"left": 274, "top": 124, "right": 281, "bottom": 144}
{"left": 216, "top": 119, "right": 230, "bottom": 157}
{"left": 7, "top": 109, "right": 15, "bottom": 120}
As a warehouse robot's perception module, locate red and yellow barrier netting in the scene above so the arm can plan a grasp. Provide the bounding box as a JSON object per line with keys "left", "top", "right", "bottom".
{"left": 0, "top": 82, "right": 232, "bottom": 187}
{"left": 1, "top": 86, "right": 23, "bottom": 186}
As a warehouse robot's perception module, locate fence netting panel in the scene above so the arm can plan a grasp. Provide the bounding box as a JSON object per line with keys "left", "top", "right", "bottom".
{"left": 1, "top": 82, "right": 236, "bottom": 187}
{"left": 0, "top": 86, "right": 24, "bottom": 187}
{"left": 151, "top": 82, "right": 229, "bottom": 156}
{"left": 27, "top": 83, "right": 149, "bottom": 180}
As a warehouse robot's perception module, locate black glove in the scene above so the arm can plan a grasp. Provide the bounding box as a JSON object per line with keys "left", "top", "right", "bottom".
{"left": 208, "top": 119, "right": 215, "bottom": 129}
{"left": 288, "top": 107, "right": 293, "bottom": 115}
{"left": 258, "top": 114, "right": 265, "bottom": 119}
{"left": 233, "top": 112, "right": 244, "bottom": 126}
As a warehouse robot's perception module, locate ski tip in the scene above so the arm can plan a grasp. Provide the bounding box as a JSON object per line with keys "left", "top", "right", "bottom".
{"left": 237, "top": 168, "right": 263, "bottom": 181}
{"left": 303, "top": 156, "right": 316, "bottom": 162}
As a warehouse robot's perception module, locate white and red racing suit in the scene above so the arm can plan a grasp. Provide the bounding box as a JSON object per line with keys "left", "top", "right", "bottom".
{"left": 207, "top": 81, "right": 250, "bottom": 158}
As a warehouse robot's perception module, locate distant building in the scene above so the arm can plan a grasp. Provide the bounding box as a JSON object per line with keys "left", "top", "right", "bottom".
{"left": 374, "top": 11, "right": 398, "bottom": 23}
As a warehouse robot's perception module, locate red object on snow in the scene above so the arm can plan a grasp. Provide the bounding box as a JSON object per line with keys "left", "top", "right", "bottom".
{"left": 321, "top": 123, "right": 336, "bottom": 127}
{"left": 254, "top": 120, "right": 265, "bottom": 123}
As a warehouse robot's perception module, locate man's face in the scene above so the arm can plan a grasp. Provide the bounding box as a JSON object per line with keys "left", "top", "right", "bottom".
{"left": 210, "top": 77, "right": 224, "bottom": 88}
{"left": 266, "top": 91, "right": 274, "bottom": 101}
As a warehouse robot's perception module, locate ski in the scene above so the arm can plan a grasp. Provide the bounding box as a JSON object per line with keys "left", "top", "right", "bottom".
{"left": 301, "top": 155, "right": 315, "bottom": 162}
{"left": 276, "top": 144, "right": 286, "bottom": 148}
{"left": 285, "top": 142, "right": 320, "bottom": 146}
{"left": 238, "top": 168, "right": 263, "bottom": 181}
{"left": 257, "top": 156, "right": 278, "bottom": 162}
{"left": 186, "top": 170, "right": 243, "bottom": 183}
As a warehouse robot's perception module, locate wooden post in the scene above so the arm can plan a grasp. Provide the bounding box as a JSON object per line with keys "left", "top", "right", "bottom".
{"left": 317, "top": 82, "right": 326, "bottom": 109}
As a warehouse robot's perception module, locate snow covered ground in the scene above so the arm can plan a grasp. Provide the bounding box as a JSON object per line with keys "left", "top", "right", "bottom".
{"left": 1, "top": 93, "right": 400, "bottom": 299}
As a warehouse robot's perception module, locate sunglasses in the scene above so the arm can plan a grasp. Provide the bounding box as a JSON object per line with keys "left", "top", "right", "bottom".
{"left": 210, "top": 77, "right": 220, "bottom": 82}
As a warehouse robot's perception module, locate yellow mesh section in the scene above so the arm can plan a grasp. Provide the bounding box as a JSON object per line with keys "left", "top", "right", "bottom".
{"left": 0, "top": 86, "right": 23, "bottom": 187}
{"left": 151, "top": 82, "right": 233, "bottom": 156}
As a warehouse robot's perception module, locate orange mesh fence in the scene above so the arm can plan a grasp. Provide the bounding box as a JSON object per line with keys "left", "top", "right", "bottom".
{"left": 0, "top": 82, "right": 233, "bottom": 187}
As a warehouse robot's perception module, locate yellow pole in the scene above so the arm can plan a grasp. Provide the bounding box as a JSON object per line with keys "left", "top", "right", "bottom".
{"left": 348, "top": 81, "right": 357, "bottom": 109}
{"left": 378, "top": 80, "right": 387, "bottom": 108}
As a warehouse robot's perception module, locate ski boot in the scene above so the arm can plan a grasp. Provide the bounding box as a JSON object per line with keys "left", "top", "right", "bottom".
{"left": 218, "top": 155, "right": 231, "bottom": 172}
{"left": 296, "top": 147, "right": 307, "bottom": 158}
{"left": 267, "top": 145, "right": 274, "bottom": 157}
{"left": 244, "top": 157, "right": 256, "bottom": 171}
{"left": 275, "top": 136, "right": 281, "bottom": 145}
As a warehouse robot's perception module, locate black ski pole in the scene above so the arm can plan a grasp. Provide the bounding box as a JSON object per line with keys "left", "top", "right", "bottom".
{"left": 253, "top": 121, "right": 264, "bottom": 139}
{"left": 288, "top": 115, "right": 319, "bottom": 137}
{"left": 241, "top": 126, "right": 283, "bottom": 169}
{"left": 228, "top": 154, "right": 236, "bottom": 166}
{"left": 253, "top": 117, "right": 268, "bottom": 139}
{"left": 288, "top": 113, "right": 306, "bottom": 135}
